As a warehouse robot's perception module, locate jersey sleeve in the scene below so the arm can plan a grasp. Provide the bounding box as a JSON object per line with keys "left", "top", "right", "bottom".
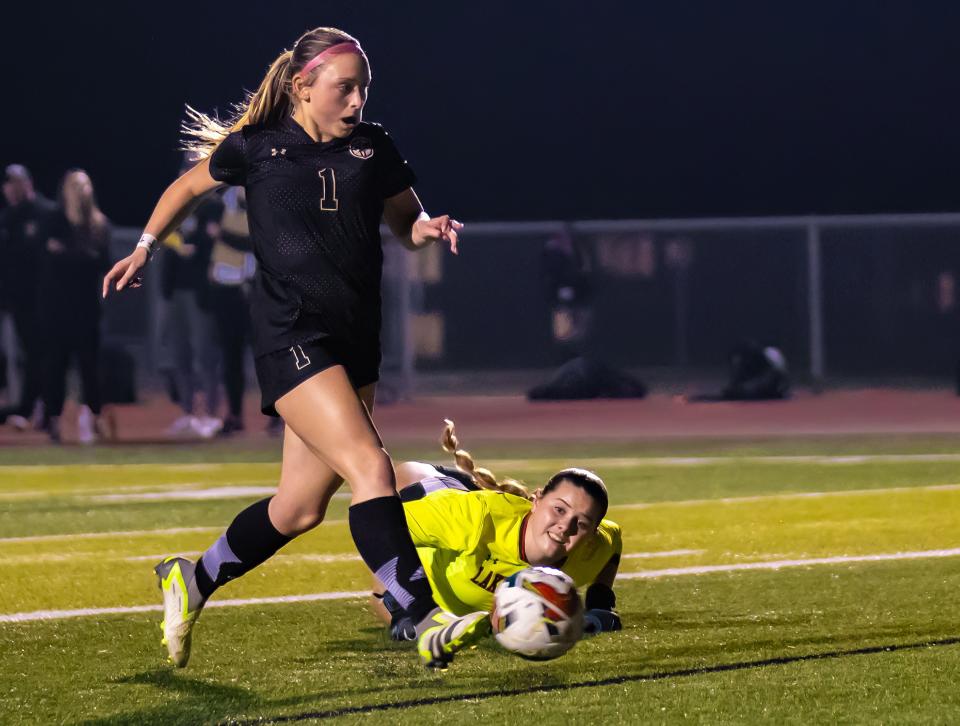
{"left": 373, "top": 126, "right": 417, "bottom": 198}
{"left": 402, "top": 490, "right": 486, "bottom": 552}
{"left": 208, "top": 131, "right": 248, "bottom": 186}
{"left": 602, "top": 519, "right": 623, "bottom": 567}
{"left": 563, "top": 517, "right": 623, "bottom": 587}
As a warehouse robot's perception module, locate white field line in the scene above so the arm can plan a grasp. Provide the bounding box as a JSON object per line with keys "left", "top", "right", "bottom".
{"left": 122, "top": 552, "right": 364, "bottom": 564}
{"left": 3, "top": 454, "right": 960, "bottom": 475}
{"left": 0, "top": 521, "right": 352, "bottom": 546}
{"left": 0, "top": 480, "right": 278, "bottom": 500}
{"left": 86, "top": 487, "right": 350, "bottom": 503}
{"left": 484, "top": 453, "right": 960, "bottom": 470}
{"left": 5, "top": 481, "right": 957, "bottom": 546}
{"left": 612, "top": 482, "right": 960, "bottom": 510}
{"left": 89, "top": 486, "right": 278, "bottom": 502}
{"left": 3, "top": 484, "right": 353, "bottom": 502}
{"left": 0, "top": 463, "right": 256, "bottom": 473}
{"left": 618, "top": 548, "right": 960, "bottom": 580}
{"left": 0, "top": 526, "right": 224, "bottom": 544}
{"left": 0, "top": 591, "right": 369, "bottom": 624}
{"left": 1, "top": 451, "right": 957, "bottom": 487}
{"left": 12, "top": 549, "right": 692, "bottom": 565}
{"left": 622, "top": 549, "right": 704, "bottom": 559}
{"left": 4, "top": 547, "right": 959, "bottom": 624}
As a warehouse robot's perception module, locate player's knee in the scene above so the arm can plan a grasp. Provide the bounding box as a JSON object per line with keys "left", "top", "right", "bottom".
{"left": 342, "top": 446, "right": 395, "bottom": 497}
{"left": 269, "top": 495, "right": 328, "bottom": 536}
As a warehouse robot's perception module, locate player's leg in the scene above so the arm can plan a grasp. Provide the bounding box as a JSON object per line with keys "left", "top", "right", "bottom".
{"left": 276, "top": 368, "right": 489, "bottom": 666}
{"left": 156, "top": 417, "right": 346, "bottom": 667}
{"left": 394, "top": 462, "right": 443, "bottom": 489}
{"left": 275, "top": 368, "right": 437, "bottom": 616}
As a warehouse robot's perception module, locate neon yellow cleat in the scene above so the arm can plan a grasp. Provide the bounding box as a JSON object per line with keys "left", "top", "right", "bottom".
{"left": 154, "top": 556, "right": 205, "bottom": 668}
{"left": 416, "top": 608, "right": 491, "bottom": 668}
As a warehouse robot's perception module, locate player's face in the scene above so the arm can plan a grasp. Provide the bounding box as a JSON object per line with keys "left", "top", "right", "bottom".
{"left": 304, "top": 52, "right": 370, "bottom": 140}
{"left": 525, "top": 481, "right": 603, "bottom": 565}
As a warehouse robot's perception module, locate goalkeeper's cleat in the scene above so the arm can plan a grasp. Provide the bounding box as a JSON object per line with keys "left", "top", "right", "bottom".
{"left": 154, "top": 556, "right": 206, "bottom": 668}
{"left": 416, "top": 608, "right": 491, "bottom": 668}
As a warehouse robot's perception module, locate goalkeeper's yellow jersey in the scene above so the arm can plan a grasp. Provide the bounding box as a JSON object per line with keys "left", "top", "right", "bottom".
{"left": 402, "top": 488, "right": 622, "bottom": 615}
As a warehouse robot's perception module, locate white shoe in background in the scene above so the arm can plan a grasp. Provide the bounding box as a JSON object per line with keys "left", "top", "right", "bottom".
{"left": 7, "top": 414, "right": 29, "bottom": 431}
{"left": 77, "top": 405, "right": 95, "bottom": 444}
{"left": 166, "top": 415, "right": 197, "bottom": 437}
{"left": 193, "top": 416, "right": 223, "bottom": 439}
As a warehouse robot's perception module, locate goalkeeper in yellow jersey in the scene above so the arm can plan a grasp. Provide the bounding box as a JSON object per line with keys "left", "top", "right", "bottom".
{"left": 376, "top": 420, "right": 622, "bottom": 652}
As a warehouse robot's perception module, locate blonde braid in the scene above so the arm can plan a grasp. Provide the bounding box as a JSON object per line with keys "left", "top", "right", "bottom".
{"left": 440, "top": 420, "right": 532, "bottom": 499}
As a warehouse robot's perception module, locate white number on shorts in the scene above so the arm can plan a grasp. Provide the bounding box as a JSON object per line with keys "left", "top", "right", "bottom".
{"left": 290, "top": 345, "right": 312, "bottom": 370}
{"left": 318, "top": 168, "right": 339, "bottom": 211}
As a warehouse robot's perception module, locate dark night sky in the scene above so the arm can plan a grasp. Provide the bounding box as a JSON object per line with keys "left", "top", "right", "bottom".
{"left": 3, "top": 1, "right": 959, "bottom": 225}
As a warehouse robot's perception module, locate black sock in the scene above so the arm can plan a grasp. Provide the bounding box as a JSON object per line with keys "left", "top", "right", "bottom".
{"left": 195, "top": 497, "right": 292, "bottom": 599}
{"left": 349, "top": 495, "right": 437, "bottom": 623}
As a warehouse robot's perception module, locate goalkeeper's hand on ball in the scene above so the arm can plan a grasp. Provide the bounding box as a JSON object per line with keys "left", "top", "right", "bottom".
{"left": 583, "top": 608, "right": 622, "bottom": 637}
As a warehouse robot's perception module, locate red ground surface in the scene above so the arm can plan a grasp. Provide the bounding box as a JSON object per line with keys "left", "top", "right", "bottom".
{"left": 3, "top": 388, "right": 960, "bottom": 447}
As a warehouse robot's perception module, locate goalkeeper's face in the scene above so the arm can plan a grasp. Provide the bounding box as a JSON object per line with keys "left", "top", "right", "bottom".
{"left": 526, "top": 481, "right": 603, "bottom": 565}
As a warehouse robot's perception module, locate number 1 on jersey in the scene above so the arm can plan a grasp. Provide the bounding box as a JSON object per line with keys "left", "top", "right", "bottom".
{"left": 318, "top": 168, "right": 339, "bottom": 211}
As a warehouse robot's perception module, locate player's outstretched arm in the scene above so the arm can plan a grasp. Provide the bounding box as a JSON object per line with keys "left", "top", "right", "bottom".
{"left": 583, "top": 555, "right": 623, "bottom": 636}
{"left": 383, "top": 187, "right": 462, "bottom": 255}
{"left": 102, "top": 158, "right": 223, "bottom": 298}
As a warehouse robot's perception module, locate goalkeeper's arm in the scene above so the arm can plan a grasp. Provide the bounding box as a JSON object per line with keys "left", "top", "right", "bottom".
{"left": 583, "top": 555, "right": 622, "bottom": 636}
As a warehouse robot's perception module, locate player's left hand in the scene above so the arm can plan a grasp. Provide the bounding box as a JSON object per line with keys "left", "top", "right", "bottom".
{"left": 389, "top": 615, "right": 417, "bottom": 641}
{"left": 412, "top": 214, "right": 463, "bottom": 254}
{"left": 376, "top": 590, "right": 417, "bottom": 641}
{"left": 583, "top": 608, "right": 622, "bottom": 637}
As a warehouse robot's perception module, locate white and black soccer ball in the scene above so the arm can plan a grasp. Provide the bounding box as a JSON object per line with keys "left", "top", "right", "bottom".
{"left": 491, "top": 566, "right": 584, "bottom": 660}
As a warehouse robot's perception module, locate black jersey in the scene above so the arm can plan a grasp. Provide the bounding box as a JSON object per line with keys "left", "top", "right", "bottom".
{"left": 208, "top": 117, "right": 416, "bottom": 357}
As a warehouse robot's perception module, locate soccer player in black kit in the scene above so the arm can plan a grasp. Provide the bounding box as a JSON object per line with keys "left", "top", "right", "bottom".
{"left": 103, "top": 26, "right": 483, "bottom": 669}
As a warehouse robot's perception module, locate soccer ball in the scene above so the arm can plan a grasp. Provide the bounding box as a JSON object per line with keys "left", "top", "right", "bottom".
{"left": 491, "top": 566, "right": 584, "bottom": 660}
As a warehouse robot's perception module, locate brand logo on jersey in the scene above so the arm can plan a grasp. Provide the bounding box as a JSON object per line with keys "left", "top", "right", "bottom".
{"left": 349, "top": 138, "right": 374, "bottom": 160}
{"left": 271, "top": 147, "right": 287, "bottom": 157}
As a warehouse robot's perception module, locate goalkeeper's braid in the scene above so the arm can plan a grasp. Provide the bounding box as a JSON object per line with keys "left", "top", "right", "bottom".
{"left": 440, "top": 419, "right": 532, "bottom": 500}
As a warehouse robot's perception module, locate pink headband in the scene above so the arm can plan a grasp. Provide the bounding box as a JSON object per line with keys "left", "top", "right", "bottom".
{"left": 299, "top": 42, "right": 363, "bottom": 78}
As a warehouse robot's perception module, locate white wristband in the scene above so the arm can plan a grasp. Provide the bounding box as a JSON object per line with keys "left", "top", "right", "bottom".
{"left": 136, "top": 233, "right": 158, "bottom": 259}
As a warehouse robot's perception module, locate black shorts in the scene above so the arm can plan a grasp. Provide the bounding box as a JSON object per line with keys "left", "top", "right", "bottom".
{"left": 398, "top": 469, "right": 480, "bottom": 503}
{"left": 255, "top": 336, "right": 381, "bottom": 417}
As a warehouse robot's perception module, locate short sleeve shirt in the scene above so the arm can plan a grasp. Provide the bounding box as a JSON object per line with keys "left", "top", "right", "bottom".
{"left": 402, "top": 489, "right": 622, "bottom": 615}
{"left": 208, "top": 118, "right": 416, "bottom": 356}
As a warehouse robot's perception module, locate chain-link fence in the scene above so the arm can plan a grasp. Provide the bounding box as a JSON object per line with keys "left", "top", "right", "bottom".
{"left": 77, "top": 213, "right": 960, "bottom": 404}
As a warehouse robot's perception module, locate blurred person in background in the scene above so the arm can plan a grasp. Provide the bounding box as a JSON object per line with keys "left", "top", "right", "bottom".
{"left": 208, "top": 186, "right": 254, "bottom": 435}
{"left": 0, "top": 164, "right": 55, "bottom": 430}
{"left": 541, "top": 226, "right": 594, "bottom": 361}
{"left": 159, "top": 154, "right": 222, "bottom": 439}
{"left": 39, "top": 169, "right": 111, "bottom": 443}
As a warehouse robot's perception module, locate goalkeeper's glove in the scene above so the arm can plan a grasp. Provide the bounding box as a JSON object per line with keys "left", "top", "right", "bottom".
{"left": 583, "top": 608, "right": 622, "bottom": 636}
{"left": 375, "top": 591, "right": 417, "bottom": 641}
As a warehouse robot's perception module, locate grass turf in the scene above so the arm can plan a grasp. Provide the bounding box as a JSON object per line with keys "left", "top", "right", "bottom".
{"left": 1, "top": 436, "right": 958, "bottom": 723}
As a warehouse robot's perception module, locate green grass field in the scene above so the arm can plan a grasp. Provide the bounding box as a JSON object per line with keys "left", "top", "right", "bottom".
{"left": 2, "top": 436, "right": 959, "bottom": 724}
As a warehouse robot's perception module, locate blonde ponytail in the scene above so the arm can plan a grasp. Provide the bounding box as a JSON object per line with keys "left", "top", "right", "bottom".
{"left": 182, "top": 51, "right": 293, "bottom": 159}
{"left": 440, "top": 420, "right": 533, "bottom": 500}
